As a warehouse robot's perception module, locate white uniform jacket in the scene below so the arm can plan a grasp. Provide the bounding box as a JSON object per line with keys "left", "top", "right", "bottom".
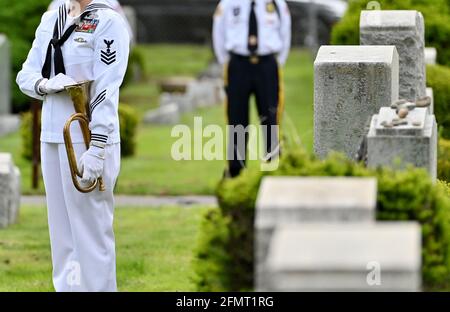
{"left": 213, "top": 0, "right": 292, "bottom": 65}
{"left": 17, "top": 0, "right": 130, "bottom": 145}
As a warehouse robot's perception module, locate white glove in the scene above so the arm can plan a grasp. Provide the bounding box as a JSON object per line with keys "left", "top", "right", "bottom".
{"left": 78, "top": 146, "right": 105, "bottom": 184}
{"left": 38, "top": 73, "right": 77, "bottom": 94}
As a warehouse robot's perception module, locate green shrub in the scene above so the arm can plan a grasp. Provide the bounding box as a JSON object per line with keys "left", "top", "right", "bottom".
{"left": 331, "top": 0, "right": 450, "bottom": 67}
{"left": 20, "top": 103, "right": 138, "bottom": 160}
{"left": 192, "top": 209, "right": 232, "bottom": 292}
{"left": 0, "top": 0, "right": 51, "bottom": 112}
{"left": 194, "top": 149, "right": 450, "bottom": 291}
{"left": 118, "top": 103, "right": 139, "bottom": 157}
{"left": 438, "top": 139, "right": 450, "bottom": 181}
{"left": 427, "top": 65, "right": 450, "bottom": 139}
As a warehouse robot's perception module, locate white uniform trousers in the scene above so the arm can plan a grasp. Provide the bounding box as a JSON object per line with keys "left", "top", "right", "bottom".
{"left": 41, "top": 142, "right": 121, "bottom": 292}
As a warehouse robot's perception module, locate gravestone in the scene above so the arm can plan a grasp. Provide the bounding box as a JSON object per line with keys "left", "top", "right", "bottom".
{"left": 367, "top": 107, "right": 437, "bottom": 180}
{"left": 424, "top": 47, "right": 437, "bottom": 65}
{"left": 0, "top": 153, "right": 21, "bottom": 228}
{"left": 160, "top": 92, "right": 194, "bottom": 113}
{"left": 0, "top": 34, "right": 20, "bottom": 137}
{"left": 255, "top": 176, "right": 377, "bottom": 289}
{"left": 143, "top": 103, "right": 180, "bottom": 125}
{"left": 314, "top": 45, "right": 399, "bottom": 159}
{"left": 199, "top": 62, "right": 224, "bottom": 80}
{"left": 187, "top": 79, "right": 224, "bottom": 108}
{"left": 122, "top": 6, "right": 137, "bottom": 45}
{"left": 0, "top": 115, "right": 21, "bottom": 137}
{"left": 0, "top": 34, "right": 10, "bottom": 116}
{"left": 260, "top": 223, "right": 421, "bottom": 291}
{"left": 360, "top": 10, "right": 426, "bottom": 101}
{"left": 159, "top": 77, "right": 194, "bottom": 94}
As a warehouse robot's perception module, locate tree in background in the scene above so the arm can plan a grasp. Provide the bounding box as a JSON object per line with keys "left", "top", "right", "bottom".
{"left": 0, "top": 0, "right": 51, "bottom": 112}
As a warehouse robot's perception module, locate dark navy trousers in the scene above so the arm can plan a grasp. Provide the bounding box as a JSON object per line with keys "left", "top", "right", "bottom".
{"left": 225, "top": 53, "right": 282, "bottom": 178}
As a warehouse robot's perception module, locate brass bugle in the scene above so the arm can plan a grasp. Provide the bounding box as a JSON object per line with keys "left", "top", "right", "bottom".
{"left": 63, "top": 80, "right": 106, "bottom": 193}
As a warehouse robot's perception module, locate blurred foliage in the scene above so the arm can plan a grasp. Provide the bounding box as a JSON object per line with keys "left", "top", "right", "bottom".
{"left": 331, "top": 0, "right": 450, "bottom": 67}
{"left": 195, "top": 148, "right": 450, "bottom": 291}
{"left": 0, "top": 0, "right": 51, "bottom": 112}
{"left": 20, "top": 103, "right": 138, "bottom": 159}
{"left": 427, "top": 64, "right": 450, "bottom": 139}
{"left": 20, "top": 109, "right": 40, "bottom": 161}
{"left": 192, "top": 208, "right": 232, "bottom": 292}
{"left": 438, "top": 138, "right": 450, "bottom": 182}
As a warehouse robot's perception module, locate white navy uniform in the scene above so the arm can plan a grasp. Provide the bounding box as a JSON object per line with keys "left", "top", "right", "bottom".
{"left": 213, "top": 0, "right": 291, "bottom": 177}
{"left": 16, "top": 0, "right": 130, "bottom": 292}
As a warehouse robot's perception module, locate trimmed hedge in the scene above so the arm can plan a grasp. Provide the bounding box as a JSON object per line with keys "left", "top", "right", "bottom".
{"left": 194, "top": 149, "right": 450, "bottom": 291}
{"left": 331, "top": 0, "right": 450, "bottom": 67}
{"left": 427, "top": 64, "right": 450, "bottom": 139}
{"left": 21, "top": 103, "right": 138, "bottom": 160}
{"left": 192, "top": 209, "right": 233, "bottom": 292}
{"left": 118, "top": 103, "right": 139, "bottom": 157}
{"left": 438, "top": 138, "right": 450, "bottom": 182}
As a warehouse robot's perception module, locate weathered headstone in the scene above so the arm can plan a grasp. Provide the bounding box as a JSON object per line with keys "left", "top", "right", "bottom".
{"left": 424, "top": 47, "right": 437, "bottom": 65}
{"left": 259, "top": 223, "right": 421, "bottom": 292}
{"left": 160, "top": 92, "right": 194, "bottom": 113}
{"left": 199, "top": 62, "right": 224, "bottom": 80}
{"left": 0, "top": 153, "right": 21, "bottom": 228}
{"left": 367, "top": 107, "right": 437, "bottom": 180}
{"left": 314, "top": 45, "right": 399, "bottom": 159}
{"left": 255, "top": 176, "right": 377, "bottom": 288}
{"left": 360, "top": 10, "right": 426, "bottom": 101}
{"left": 143, "top": 103, "right": 180, "bottom": 125}
{"left": 122, "top": 6, "right": 137, "bottom": 45}
{"left": 0, "top": 34, "right": 11, "bottom": 116}
{"left": 187, "top": 79, "right": 224, "bottom": 108}
{"left": 0, "top": 115, "right": 20, "bottom": 137}
{"left": 159, "top": 77, "right": 195, "bottom": 94}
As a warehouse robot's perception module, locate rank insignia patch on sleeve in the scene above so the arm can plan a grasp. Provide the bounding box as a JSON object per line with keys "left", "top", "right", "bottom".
{"left": 75, "top": 19, "right": 99, "bottom": 33}
{"left": 101, "top": 39, "right": 116, "bottom": 65}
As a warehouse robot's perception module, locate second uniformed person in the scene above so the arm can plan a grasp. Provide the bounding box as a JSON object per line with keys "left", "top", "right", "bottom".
{"left": 213, "top": 0, "right": 291, "bottom": 177}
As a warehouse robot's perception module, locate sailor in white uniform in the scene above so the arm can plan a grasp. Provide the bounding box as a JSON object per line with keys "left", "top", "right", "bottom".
{"left": 16, "top": 0, "right": 130, "bottom": 292}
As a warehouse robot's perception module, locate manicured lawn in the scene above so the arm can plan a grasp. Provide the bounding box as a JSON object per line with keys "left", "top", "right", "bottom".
{"left": 0, "top": 44, "right": 314, "bottom": 195}
{"left": 0, "top": 206, "right": 208, "bottom": 292}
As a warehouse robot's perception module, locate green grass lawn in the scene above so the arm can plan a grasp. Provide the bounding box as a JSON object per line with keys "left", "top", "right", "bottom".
{"left": 0, "top": 44, "right": 314, "bottom": 195}
{"left": 0, "top": 206, "right": 208, "bottom": 292}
